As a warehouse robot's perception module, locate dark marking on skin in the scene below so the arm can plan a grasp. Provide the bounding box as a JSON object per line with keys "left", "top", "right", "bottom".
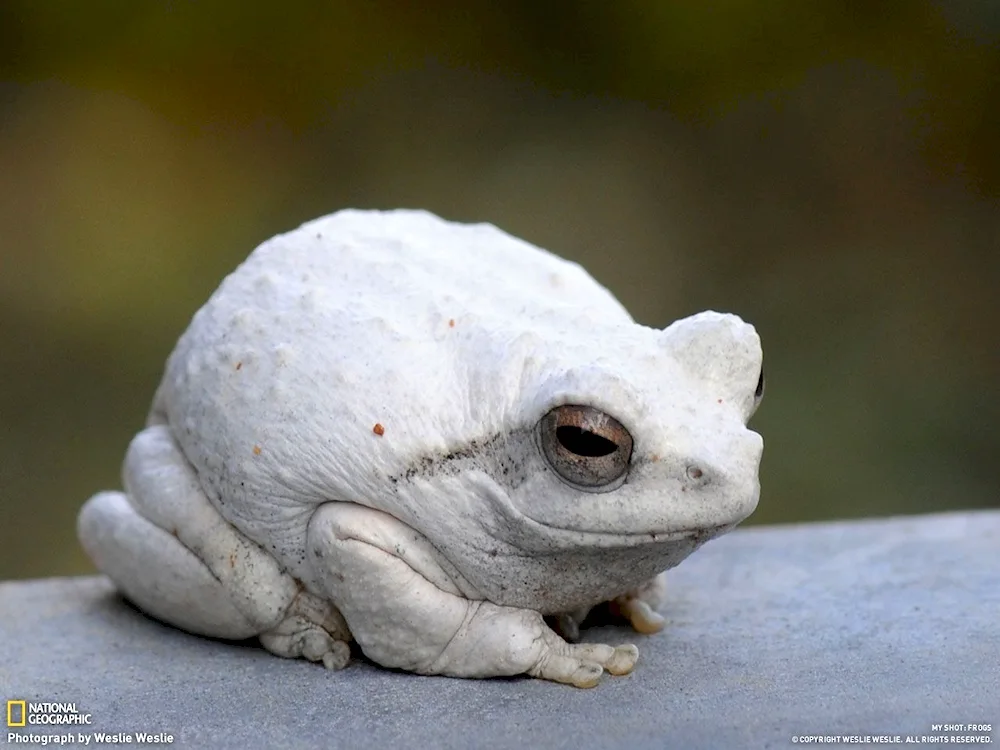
{"left": 387, "top": 430, "right": 532, "bottom": 493}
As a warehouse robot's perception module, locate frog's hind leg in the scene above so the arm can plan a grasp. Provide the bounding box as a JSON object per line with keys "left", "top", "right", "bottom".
{"left": 78, "top": 425, "right": 351, "bottom": 668}
{"left": 79, "top": 489, "right": 259, "bottom": 637}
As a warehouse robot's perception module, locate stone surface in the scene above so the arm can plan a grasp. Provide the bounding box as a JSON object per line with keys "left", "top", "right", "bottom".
{"left": 2, "top": 511, "right": 997, "bottom": 749}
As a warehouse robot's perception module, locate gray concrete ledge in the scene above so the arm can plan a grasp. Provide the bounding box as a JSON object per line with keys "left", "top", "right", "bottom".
{"left": 2, "top": 511, "right": 998, "bottom": 749}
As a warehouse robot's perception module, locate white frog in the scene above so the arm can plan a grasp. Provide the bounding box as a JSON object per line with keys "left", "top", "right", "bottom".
{"left": 77, "top": 209, "right": 764, "bottom": 688}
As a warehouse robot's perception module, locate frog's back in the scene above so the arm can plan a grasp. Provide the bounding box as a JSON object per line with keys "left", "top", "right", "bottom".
{"left": 242, "top": 209, "right": 628, "bottom": 328}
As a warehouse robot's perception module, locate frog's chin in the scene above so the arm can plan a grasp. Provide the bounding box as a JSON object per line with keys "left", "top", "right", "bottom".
{"left": 463, "top": 521, "right": 725, "bottom": 613}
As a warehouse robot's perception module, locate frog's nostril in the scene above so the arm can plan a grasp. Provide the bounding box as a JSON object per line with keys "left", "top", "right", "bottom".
{"left": 686, "top": 465, "right": 705, "bottom": 481}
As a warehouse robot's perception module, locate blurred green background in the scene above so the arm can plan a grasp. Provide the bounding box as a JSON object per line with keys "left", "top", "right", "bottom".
{"left": 1, "top": 2, "right": 997, "bottom": 580}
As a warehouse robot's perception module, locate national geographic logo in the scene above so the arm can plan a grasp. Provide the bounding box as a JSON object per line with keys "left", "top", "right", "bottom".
{"left": 6, "top": 701, "right": 93, "bottom": 726}
{"left": 6, "top": 701, "right": 25, "bottom": 727}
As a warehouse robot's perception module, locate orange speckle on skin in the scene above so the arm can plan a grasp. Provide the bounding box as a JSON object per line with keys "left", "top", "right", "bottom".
{"left": 717, "top": 399, "right": 723, "bottom": 404}
{"left": 651, "top": 454, "right": 660, "bottom": 462}
{"left": 235, "top": 361, "right": 243, "bottom": 370}
{"left": 448, "top": 319, "right": 455, "bottom": 328}
{"left": 373, "top": 423, "right": 385, "bottom": 436}
{"left": 253, "top": 445, "right": 262, "bottom": 455}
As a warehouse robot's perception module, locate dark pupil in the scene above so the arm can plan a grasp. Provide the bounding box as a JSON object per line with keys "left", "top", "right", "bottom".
{"left": 755, "top": 367, "right": 765, "bottom": 399}
{"left": 556, "top": 426, "right": 618, "bottom": 457}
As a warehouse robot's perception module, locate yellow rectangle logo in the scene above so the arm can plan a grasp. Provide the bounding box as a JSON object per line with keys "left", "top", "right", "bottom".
{"left": 7, "top": 699, "right": 26, "bottom": 727}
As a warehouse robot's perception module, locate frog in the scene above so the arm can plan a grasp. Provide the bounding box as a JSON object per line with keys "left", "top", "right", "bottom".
{"left": 77, "top": 208, "right": 764, "bottom": 688}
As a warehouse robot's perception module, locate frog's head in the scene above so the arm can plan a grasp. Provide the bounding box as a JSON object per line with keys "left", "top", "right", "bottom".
{"left": 463, "top": 310, "right": 764, "bottom": 556}
{"left": 385, "top": 309, "right": 763, "bottom": 610}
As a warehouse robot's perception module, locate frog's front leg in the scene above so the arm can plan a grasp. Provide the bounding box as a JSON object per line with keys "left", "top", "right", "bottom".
{"left": 77, "top": 425, "right": 351, "bottom": 669}
{"left": 306, "top": 503, "right": 638, "bottom": 688}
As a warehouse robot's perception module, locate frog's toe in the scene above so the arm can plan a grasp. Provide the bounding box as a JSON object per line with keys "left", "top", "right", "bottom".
{"left": 614, "top": 596, "right": 666, "bottom": 634}
{"left": 260, "top": 620, "right": 351, "bottom": 670}
{"left": 259, "top": 590, "right": 353, "bottom": 670}
{"left": 610, "top": 573, "right": 668, "bottom": 634}
{"left": 530, "top": 642, "right": 639, "bottom": 688}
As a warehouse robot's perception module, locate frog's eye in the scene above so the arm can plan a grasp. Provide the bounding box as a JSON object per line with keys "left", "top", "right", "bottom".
{"left": 538, "top": 405, "right": 633, "bottom": 490}
{"left": 751, "top": 365, "right": 765, "bottom": 416}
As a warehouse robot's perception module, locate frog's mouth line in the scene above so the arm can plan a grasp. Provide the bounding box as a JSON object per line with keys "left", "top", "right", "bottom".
{"left": 497, "top": 503, "right": 736, "bottom": 549}
{"left": 533, "top": 521, "right": 734, "bottom": 547}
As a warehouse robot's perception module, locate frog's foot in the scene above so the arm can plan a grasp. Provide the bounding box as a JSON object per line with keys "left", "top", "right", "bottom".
{"left": 77, "top": 425, "right": 318, "bottom": 646}
{"left": 307, "top": 502, "right": 638, "bottom": 688}
{"left": 259, "top": 590, "right": 352, "bottom": 670}
{"left": 525, "top": 632, "right": 638, "bottom": 688}
{"left": 609, "top": 573, "right": 668, "bottom": 635}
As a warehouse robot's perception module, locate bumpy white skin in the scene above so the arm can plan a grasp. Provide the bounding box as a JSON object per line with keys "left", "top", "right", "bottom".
{"left": 78, "top": 209, "right": 764, "bottom": 688}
